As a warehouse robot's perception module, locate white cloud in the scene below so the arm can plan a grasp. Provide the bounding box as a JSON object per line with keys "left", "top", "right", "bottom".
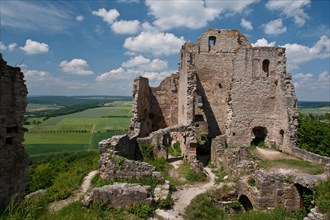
{"left": 96, "top": 67, "right": 137, "bottom": 81}
{"left": 252, "top": 38, "right": 276, "bottom": 47}
{"left": 124, "top": 31, "right": 185, "bottom": 56}
{"left": 266, "top": 0, "right": 311, "bottom": 27}
{"left": 117, "top": 0, "right": 139, "bottom": 3}
{"left": 111, "top": 20, "right": 140, "bottom": 34}
{"left": 240, "top": 18, "right": 253, "bottom": 30}
{"left": 1, "top": 1, "right": 73, "bottom": 31}
{"left": 20, "top": 39, "right": 49, "bottom": 55}
{"left": 263, "top": 18, "right": 287, "bottom": 35}
{"left": 92, "top": 8, "right": 119, "bottom": 25}
{"left": 8, "top": 43, "right": 17, "bottom": 52}
{"left": 60, "top": 59, "right": 94, "bottom": 75}
{"left": 24, "top": 70, "right": 49, "bottom": 78}
{"left": 0, "top": 42, "right": 7, "bottom": 51}
{"left": 293, "top": 71, "right": 329, "bottom": 100}
{"left": 145, "top": 0, "right": 257, "bottom": 30}
{"left": 76, "top": 15, "right": 84, "bottom": 21}
{"left": 122, "top": 55, "right": 168, "bottom": 71}
{"left": 282, "top": 35, "right": 330, "bottom": 69}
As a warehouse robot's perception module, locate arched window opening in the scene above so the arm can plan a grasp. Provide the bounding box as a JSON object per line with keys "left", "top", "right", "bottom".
{"left": 238, "top": 195, "right": 253, "bottom": 211}
{"left": 279, "top": 129, "right": 284, "bottom": 145}
{"left": 262, "top": 59, "right": 270, "bottom": 76}
{"left": 251, "top": 126, "right": 268, "bottom": 146}
{"left": 294, "top": 184, "right": 313, "bottom": 212}
{"left": 208, "top": 36, "right": 216, "bottom": 52}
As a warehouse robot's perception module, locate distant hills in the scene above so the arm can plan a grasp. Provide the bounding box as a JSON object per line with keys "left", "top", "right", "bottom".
{"left": 27, "top": 96, "right": 132, "bottom": 106}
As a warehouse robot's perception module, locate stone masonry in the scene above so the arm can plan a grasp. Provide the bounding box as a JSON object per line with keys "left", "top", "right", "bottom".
{"left": 0, "top": 54, "right": 29, "bottom": 209}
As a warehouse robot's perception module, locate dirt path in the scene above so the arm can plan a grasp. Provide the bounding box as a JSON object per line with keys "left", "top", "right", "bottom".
{"left": 49, "top": 170, "right": 98, "bottom": 212}
{"left": 255, "top": 147, "right": 298, "bottom": 160}
{"left": 154, "top": 162, "right": 218, "bottom": 220}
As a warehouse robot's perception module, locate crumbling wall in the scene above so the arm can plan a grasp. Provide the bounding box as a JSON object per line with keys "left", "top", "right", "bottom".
{"left": 136, "top": 124, "right": 192, "bottom": 158}
{"left": 98, "top": 138, "right": 162, "bottom": 181}
{"left": 226, "top": 46, "right": 298, "bottom": 152}
{"left": 237, "top": 170, "right": 325, "bottom": 211}
{"left": 0, "top": 54, "right": 28, "bottom": 209}
{"left": 150, "top": 73, "right": 179, "bottom": 130}
{"left": 130, "top": 77, "right": 152, "bottom": 137}
{"left": 83, "top": 183, "right": 153, "bottom": 207}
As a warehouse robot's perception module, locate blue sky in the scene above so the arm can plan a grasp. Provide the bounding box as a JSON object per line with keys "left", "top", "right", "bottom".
{"left": 0, "top": 0, "right": 329, "bottom": 101}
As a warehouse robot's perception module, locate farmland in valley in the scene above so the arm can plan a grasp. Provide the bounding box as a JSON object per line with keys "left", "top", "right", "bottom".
{"left": 23, "top": 97, "right": 131, "bottom": 162}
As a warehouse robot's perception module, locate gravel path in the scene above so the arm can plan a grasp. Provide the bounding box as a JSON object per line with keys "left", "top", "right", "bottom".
{"left": 48, "top": 170, "right": 98, "bottom": 212}
{"left": 153, "top": 162, "right": 218, "bottom": 220}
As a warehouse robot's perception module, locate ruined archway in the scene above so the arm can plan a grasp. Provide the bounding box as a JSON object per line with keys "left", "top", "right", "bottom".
{"left": 294, "top": 184, "right": 313, "bottom": 212}
{"left": 238, "top": 195, "right": 253, "bottom": 211}
{"left": 251, "top": 126, "right": 267, "bottom": 146}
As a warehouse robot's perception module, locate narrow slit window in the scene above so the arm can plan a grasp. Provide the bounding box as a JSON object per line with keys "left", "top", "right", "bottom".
{"left": 262, "top": 59, "right": 270, "bottom": 76}
{"left": 208, "top": 36, "right": 216, "bottom": 51}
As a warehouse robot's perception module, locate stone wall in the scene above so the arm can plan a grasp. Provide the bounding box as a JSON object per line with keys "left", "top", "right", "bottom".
{"left": 150, "top": 73, "right": 179, "bottom": 130}
{"left": 176, "top": 29, "right": 298, "bottom": 158}
{"left": 237, "top": 169, "right": 326, "bottom": 211}
{"left": 0, "top": 54, "right": 28, "bottom": 209}
{"left": 136, "top": 124, "right": 192, "bottom": 158}
{"left": 290, "top": 147, "right": 330, "bottom": 165}
{"left": 98, "top": 138, "right": 162, "bottom": 181}
{"left": 82, "top": 183, "right": 153, "bottom": 207}
{"left": 130, "top": 77, "right": 152, "bottom": 137}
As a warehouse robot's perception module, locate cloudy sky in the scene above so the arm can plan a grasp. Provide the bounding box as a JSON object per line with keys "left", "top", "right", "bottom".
{"left": 0, "top": 0, "right": 329, "bottom": 101}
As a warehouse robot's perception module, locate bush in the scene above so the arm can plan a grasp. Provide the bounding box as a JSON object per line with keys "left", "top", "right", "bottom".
{"left": 158, "top": 196, "right": 175, "bottom": 210}
{"left": 297, "top": 113, "right": 330, "bottom": 157}
{"left": 128, "top": 204, "right": 155, "bottom": 219}
{"left": 185, "top": 193, "right": 226, "bottom": 220}
{"left": 247, "top": 176, "right": 256, "bottom": 187}
{"left": 141, "top": 144, "right": 153, "bottom": 159}
{"left": 168, "top": 141, "right": 182, "bottom": 157}
{"left": 315, "top": 177, "right": 330, "bottom": 216}
{"left": 183, "top": 161, "right": 207, "bottom": 182}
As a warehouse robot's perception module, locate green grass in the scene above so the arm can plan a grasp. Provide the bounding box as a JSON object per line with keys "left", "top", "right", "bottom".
{"left": 24, "top": 133, "right": 92, "bottom": 145}
{"left": 26, "top": 103, "right": 62, "bottom": 112}
{"left": 25, "top": 144, "right": 90, "bottom": 156}
{"left": 91, "top": 131, "right": 127, "bottom": 148}
{"left": 258, "top": 159, "right": 324, "bottom": 175}
{"left": 57, "top": 118, "right": 130, "bottom": 132}
{"left": 28, "top": 124, "right": 93, "bottom": 133}
{"left": 300, "top": 107, "right": 330, "bottom": 116}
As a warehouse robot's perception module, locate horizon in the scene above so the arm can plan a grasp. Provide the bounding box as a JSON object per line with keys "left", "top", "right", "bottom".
{"left": 1, "top": 0, "right": 329, "bottom": 101}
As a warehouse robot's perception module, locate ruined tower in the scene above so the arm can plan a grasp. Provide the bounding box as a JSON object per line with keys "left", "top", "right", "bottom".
{"left": 0, "top": 54, "right": 29, "bottom": 209}
{"left": 100, "top": 29, "right": 299, "bottom": 165}
{"left": 178, "top": 29, "right": 298, "bottom": 153}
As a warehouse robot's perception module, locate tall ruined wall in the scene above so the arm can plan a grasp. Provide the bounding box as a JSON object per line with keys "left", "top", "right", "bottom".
{"left": 179, "top": 30, "right": 252, "bottom": 138}
{"left": 0, "top": 54, "right": 28, "bottom": 209}
{"left": 130, "top": 77, "right": 152, "bottom": 137}
{"left": 150, "top": 73, "right": 179, "bottom": 130}
{"left": 226, "top": 46, "right": 298, "bottom": 151}
{"left": 178, "top": 29, "right": 297, "bottom": 152}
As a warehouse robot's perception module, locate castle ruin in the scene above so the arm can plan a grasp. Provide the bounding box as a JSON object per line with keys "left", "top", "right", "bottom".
{"left": 0, "top": 54, "right": 29, "bottom": 209}
{"left": 100, "top": 29, "right": 299, "bottom": 169}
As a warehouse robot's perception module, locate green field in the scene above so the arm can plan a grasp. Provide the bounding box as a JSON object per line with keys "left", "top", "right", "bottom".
{"left": 24, "top": 101, "right": 131, "bottom": 160}
{"left": 299, "top": 106, "right": 330, "bottom": 115}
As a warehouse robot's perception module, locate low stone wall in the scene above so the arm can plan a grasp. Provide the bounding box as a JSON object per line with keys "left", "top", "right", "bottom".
{"left": 290, "top": 147, "right": 330, "bottom": 165}
{"left": 99, "top": 134, "right": 140, "bottom": 160}
{"left": 137, "top": 124, "right": 191, "bottom": 158}
{"left": 99, "top": 137, "right": 163, "bottom": 182}
{"left": 82, "top": 183, "right": 153, "bottom": 207}
{"left": 99, "top": 152, "right": 162, "bottom": 181}
{"left": 237, "top": 169, "right": 326, "bottom": 211}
